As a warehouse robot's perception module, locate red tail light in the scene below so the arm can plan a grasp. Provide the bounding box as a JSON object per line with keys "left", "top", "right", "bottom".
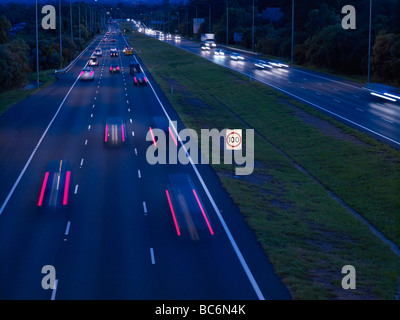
{"left": 63, "top": 171, "right": 71, "bottom": 205}
{"left": 79, "top": 71, "right": 83, "bottom": 76}
{"left": 37, "top": 172, "right": 50, "bottom": 206}
{"left": 144, "top": 77, "right": 148, "bottom": 83}
{"left": 117, "top": 66, "right": 119, "bottom": 70}
{"left": 110, "top": 66, "right": 112, "bottom": 71}
{"left": 90, "top": 71, "right": 94, "bottom": 76}
{"left": 134, "top": 77, "right": 137, "bottom": 83}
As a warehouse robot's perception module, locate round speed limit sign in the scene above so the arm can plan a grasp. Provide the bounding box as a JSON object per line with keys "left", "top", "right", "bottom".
{"left": 226, "top": 129, "right": 242, "bottom": 150}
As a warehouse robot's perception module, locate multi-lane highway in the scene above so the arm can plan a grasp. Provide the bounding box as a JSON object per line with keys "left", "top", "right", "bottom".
{"left": 136, "top": 22, "right": 400, "bottom": 149}
{"left": 0, "top": 26, "right": 290, "bottom": 299}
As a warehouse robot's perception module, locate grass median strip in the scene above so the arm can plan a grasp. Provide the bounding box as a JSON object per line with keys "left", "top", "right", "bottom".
{"left": 125, "top": 27, "right": 400, "bottom": 299}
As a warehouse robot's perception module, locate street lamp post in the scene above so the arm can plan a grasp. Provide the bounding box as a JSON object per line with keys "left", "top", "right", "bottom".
{"left": 35, "top": 0, "right": 39, "bottom": 88}
{"left": 70, "top": 0, "right": 73, "bottom": 43}
{"left": 252, "top": 0, "right": 254, "bottom": 52}
{"left": 291, "top": 0, "right": 294, "bottom": 65}
{"left": 367, "top": 0, "right": 372, "bottom": 84}
{"left": 59, "top": 0, "right": 62, "bottom": 68}
{"left": 225, "top": 0, "right": 228, "bottom": 46}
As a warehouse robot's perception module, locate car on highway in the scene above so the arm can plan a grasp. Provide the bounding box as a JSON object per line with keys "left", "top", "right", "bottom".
{"left": 88, "top": 56, "right": 99, "bottom": 66}
{"left": 110, "top": 48, "right": 118, "bottom": 57}
{"left": 166, "top": 33, "right": 172, "bottom": 40}
{"left": 79, "top": 67, "right": 94, "bottom": 81}
{"left": 268, "top": 60, "right": 289, "bottom": 68}
{"left": 125, "top": 47, "right": 133, "bottom": 55}
{"left": 148, "top": 116, "right": 177, "bottom": 150}
{"left": 365, "top": 83, "right": 400, "bottom": 102}
{"left": 214, "top": 49, "right": 225, "bottom": 56}
{"left": 254, "top": 59, "right": 273, "bottom": 70}
{"left": 230, "top": 52, "right": 244, "bottom": 61}
{"left": 166, "top": 173, "right": 214, "bottom": 240}
{"left": 37, "top": 160, "right": 72, "bottom": 210}
{"left": 111, "top": 38, "right": 116, "bottom": 42}
{"left": 131, "top": 63, "right": 147, "bottom": 85}
{"left": 201, "top": 44, "right": 210, "bottom": 50}
{"left": 109, "top": 63, "right": 120, "bottom": 74}
{"left": 174, "top": 35, "right": 181, "bottom": 41}
{"left": 94, "top": 48, "right": 102, "bottom": 56}
{"left": 104, "top": 117, "right": 127, "bottom": 147}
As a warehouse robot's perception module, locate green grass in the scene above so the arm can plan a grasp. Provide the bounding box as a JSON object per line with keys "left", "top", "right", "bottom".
{"left": 123, "top": 24, "right": 400, "bottom": 299}
{"left": 0, "top": 69, "right": 56, "bottom": 117}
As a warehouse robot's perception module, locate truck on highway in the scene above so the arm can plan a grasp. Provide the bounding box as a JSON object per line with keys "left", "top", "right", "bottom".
{"left": 201, "top": 33, "right": 216, "bottom": 49}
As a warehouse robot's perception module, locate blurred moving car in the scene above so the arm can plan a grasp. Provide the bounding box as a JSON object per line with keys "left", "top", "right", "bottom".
{"left": 130, "top": 63, "right": 147, "bottom": 85}
{"left": 37, "top": 160, "right": 72, "bottom": 210}
{"left": 268, "top": 60, "right": 289, "bottom": 68}
{"left": 110, "top": 48, "right": 118, "bottom": 57}
{"left": 125, "top": 47, "right": 133, "bottom": 55}
{"left": 254, "top": 59, "right": 273, "bottom": 70}
{"left": 214, "top": 49, "right": 225, "bottom": 56}
{"left": 148, "top": 116, "right": 177, "bottom": 149}
{"left": 109, "top": 63, "right": 120, "bottom": 73}
{"left": 230, "top": 52, "right": 244, "bottom": 61}
{"left": 104, "top": 117, "right": 126, "bottom": 147}
{"left": 79, "top": 67, "right": 94, "bottom": 81}
{"left": 111, "top": 38, "right": 116, "bottom": 42}
{"left": 174, "top": 35, "right": 181, "bottom": 41}
{"left": 94, "top": 48, "right": 102, "bottom": 56}
{"left": 88, "top": 56, "right": 98, "bottom": 66}
{"left": 166, "top": 173, "right": 214, "bottom": 240}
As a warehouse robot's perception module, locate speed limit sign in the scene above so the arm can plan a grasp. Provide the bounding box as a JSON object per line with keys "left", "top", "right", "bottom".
{"left": 226, "top": 129, "right": 242, "bottom": 150}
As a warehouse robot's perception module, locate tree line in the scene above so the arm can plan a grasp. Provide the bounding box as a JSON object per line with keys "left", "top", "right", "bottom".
{"left": 125, "top": 0, "right": 399, "bottom": 86}
{"left": 0, "top": 1, "right": 104, "bottom": 92}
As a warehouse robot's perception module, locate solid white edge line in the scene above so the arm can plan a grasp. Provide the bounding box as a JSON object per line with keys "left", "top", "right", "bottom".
{"left": 143, "top": 201, "right": 147, "bottom": 214}
{"left": 0, "top": 59, "right": 88, "bottom": 216}
{"left": 128, "top": 51, "right": 266, "bottom": 300}
{"left": 150, "top": 248, "right": 155, "bottom": 264}
{"left": 65, "top": 221, "right": 71, "bottom": 235}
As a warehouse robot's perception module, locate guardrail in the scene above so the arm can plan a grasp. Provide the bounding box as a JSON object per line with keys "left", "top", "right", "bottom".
{"left": 54, "top": 36, "right": 100, "bottom": 74}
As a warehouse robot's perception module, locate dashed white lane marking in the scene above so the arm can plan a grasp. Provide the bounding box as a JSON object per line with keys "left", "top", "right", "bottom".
{"left": 65, "top": 221, "right": 71, "bottom": 235}
{"left": 138, "top": 170, "right": 141, "bottom": 178}
{"left": 88, "top": 125, "right": 91, "bottom": 131}
{"left": 134, "top": 148, "right": 138, "bottom": 156}
{"left": 80, "top": 158, "right": 84, "bottom": 167}
{"left": 333, "top": 99, "right": 341, "bottom": 103}
{"left": 356, "top": 108, "right": 364, "bottom": 112}
{"left": 381, "top": 117, "right": 394, "bottom": 124}
{"left": 74, "top": 185, "right": 79, "bottom": 194}
{"left": 85, "top": 139, "right": 88, "bottom": 145}
{"left": 150, "top": 248, "right": 155, "bottom": 264}
{"left": 143, "top": 201, "right": 147, "bottom": 214}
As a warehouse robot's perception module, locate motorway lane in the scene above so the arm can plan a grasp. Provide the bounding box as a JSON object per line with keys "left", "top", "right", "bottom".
{"left": 0, "top": 38, "right": 104, "bottom": 299}
{"left": 0, "top": 28, "right": 291, "bottom": 299}
{"left": 141, "top": 27, "right": 400, "bottom": 148}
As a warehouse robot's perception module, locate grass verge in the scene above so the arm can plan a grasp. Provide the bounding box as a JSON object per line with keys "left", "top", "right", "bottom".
{"left": 0, "top": 69, "right": 56, "bottom": 117}
{"left": 124, "top": 25, "right": 400, "bottom": 299}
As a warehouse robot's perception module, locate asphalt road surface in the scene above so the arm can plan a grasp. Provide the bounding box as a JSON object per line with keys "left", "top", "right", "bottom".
{"left": 0, "top": 28, "right": 290, "bottom": 300}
